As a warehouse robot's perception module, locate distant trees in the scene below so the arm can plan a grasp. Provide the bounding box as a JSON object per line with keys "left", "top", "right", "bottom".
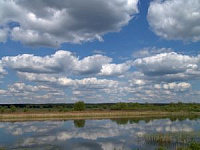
{"left": 0, "top": 106, "right": 6, "bottom": 113}
{"left": 74, "top": 101, "right": 85, "bottom": 111}
{"left": 110, "top": 102, "right": 128, "bottom": 110}
{"left": 10, "top": 105, "right": 16, "bottom": 112}
{"left": 0, "top": 102, "right": 199, "bottom": 113}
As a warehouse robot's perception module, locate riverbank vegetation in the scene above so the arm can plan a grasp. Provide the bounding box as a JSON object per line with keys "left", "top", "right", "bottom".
{"left": 0, "top": 102, "right": 199, "bottom": 113}
{"left": 0, "top": 102, "right": 199, "bottom": 121}
{"left": 141, "top": 132, "right": 200, "bottom": 150}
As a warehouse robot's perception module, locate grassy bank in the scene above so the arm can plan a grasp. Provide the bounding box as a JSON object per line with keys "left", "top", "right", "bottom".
{"left": 0, "top": 102, "right": 199, "bottom": 121}
{"left": 0, "top": 110, "right": 199, "bottom": 121}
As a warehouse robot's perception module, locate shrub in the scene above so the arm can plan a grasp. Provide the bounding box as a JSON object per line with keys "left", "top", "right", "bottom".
{"left": 10, "top": 105, "right": 16, "bottom": 112}
{"left": 24, "top": 105, "right": 29, "bottom": 112}
{"left": 58, "top": 106, "right": 64, "bottom": 112}
{"left": 74, "top": 101, "right": 85, "bottom": 111}
{"left": 110, "top": 102, "right": 128, "bottom": 110}
{"left": 189, "top": 142, "right": 200, "bottom": 150}
{"left": 0, "top": 106, "right": 5, "bottom": 113}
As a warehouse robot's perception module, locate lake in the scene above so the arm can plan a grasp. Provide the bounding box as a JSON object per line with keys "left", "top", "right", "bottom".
{"left": 0, "top": 117, "right": 199, "bottom": 150}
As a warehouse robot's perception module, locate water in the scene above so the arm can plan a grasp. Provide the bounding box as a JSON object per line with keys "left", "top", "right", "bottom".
{"left": 0, "top": 117, "right": 199, "bottom": 150}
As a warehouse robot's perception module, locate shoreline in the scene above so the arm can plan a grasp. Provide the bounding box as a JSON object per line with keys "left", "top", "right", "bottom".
{"left": 0, "top": 111, "right": 199, "bottom": 122}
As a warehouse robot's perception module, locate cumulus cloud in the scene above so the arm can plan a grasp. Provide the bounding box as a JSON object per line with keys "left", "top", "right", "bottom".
{"left": 134, "top": 52, "right": 200, "bottom": 81}
{"left": 8, "top": 82, "right": 41, "bottom": 93}
{"left": 2, "top": 50, "right": 80, "bottom": 74}
{"left": 99, "top": 61, "right": 132, "bottom": 76}
{"left": 8, "top": 82, "right": 61, "bottom": 94}
{"left": 132, "top": 47, "right": 173, "bottom": 59}
{"left": 154, "top": 82, "right": 191, "bottom": 92}
{"left": 2, "top": 82, "right": 66, "bottom": 103}
{"left": 163, "top": 82, "right": 191, "bottom": 92}
{"left": 0, "top": 0, "right": 139, "bottom": 47}
{"left": 0, "top": 28, "right": 9, "bottom": 42}
{"left": 0, "top": 61, "right": 7, "bottom": 78}
{"left": 74, "top": 55, "right": 112, "bottom": 75}
{"left": 11, "top": 72, "right": 121, "bottom": 103}
{"left": 129, "top": 79, "right": 146, "bottom": 86}
{"left": 18, "top": 72, "right": 118, "bottom": 89}
{"left": 148, "top": 0, "right": 200, "bottom": 42}
{"left": 1, "top": 49, "right": 200, "bottom": 103}
{"left": 2, "top": 50, "right": 130, "bottom": 76}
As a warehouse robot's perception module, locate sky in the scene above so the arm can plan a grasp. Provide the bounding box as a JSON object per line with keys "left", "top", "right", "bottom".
{"left": 0, "top": 0, "right": 200, "bottom": 104}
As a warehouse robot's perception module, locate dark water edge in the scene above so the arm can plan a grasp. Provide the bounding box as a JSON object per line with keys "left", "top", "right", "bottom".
{"left": 0, "top": 116, "right": 199, "bottom": 150}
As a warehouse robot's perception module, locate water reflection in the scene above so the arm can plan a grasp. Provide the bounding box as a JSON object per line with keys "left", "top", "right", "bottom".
{"left": 0, "top": 116, "right": 199, "bottom": 150}
{"left": 74, "top": 119, "right": 85, "bottom": 128}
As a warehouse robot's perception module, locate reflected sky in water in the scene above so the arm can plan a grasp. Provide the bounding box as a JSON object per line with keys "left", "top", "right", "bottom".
{"left": 0, "top": 117, "right": 200, "bottom": 150}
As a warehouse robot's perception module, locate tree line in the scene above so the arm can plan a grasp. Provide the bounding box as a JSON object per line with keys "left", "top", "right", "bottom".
{"left": 0, "top": 101, "right": 199, "bottom": 113}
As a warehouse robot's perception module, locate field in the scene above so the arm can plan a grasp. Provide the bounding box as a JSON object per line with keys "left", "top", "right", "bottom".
{"left": 0, "top": 102, "right": 199, "bottom": 121}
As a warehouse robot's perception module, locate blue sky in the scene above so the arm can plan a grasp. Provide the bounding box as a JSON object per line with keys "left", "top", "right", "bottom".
{"left": 0, "top": 0, "right": 200, "bottom": 104}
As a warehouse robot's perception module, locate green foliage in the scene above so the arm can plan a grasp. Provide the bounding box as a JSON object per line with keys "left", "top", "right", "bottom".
{"left": 0, "top": 106, "right": 5, "bottom": 113}
{"left": 111, "top": 102, "right": 128, "bottom": 110}
{"left": 39, "top": 105, "right": 43, "bottom": 109}
{"left": 74, "top": 101, "right": 85, "bottom": 111}
{"left": 0, "top": 102, "right": 199, "bottom": 112}
{"left": 156, "top": 147, "right": 167, "bottom": 150}
{"left": 189, "top": 142, "right": 200, "bottom": 150}
{"left": 10, "top": 105, "right": 16, "bottom": 112}
{"left": 58, "top": 106, "right": 64, "bottom": 112}
{"left": 23, "top": 105, "right": 29, "bottom": 112}
{"left": 63, "top": 108, "right": 68, "bottom": 112}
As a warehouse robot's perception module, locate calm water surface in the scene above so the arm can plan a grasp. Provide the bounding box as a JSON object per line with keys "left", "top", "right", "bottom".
{"left": 0, "top": 117, "right": 200, "bottom": 150}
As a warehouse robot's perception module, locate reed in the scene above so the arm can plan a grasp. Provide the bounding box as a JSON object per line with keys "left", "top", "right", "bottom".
{"left": 0, "top": 111, "right": 199, "bottom": 121}
{"left": 141, "top": 131, "right": 200, "bottom": 149}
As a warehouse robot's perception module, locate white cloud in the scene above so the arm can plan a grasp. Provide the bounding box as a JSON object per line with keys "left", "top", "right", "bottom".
{"left": 8, "top": 82, "right": 40, "bottom": 93}
{"left": 132, "top": 47, "right": 173, "bottom": 59}
{"left": 0, "top": 89, "right": 7, "bottom": 95}
{"left": 74, "top": 55, "right": 112, "bottom": 75}
{"left": 2, "top": 50, "right": 78, "bottom": 74}
{"left": 0, "top": 60, "right": 7, "bottom": 78}
{"left": 99, "top": 61, "right": 132, "bottom": 76}
{"left": 129, "top": 79, "right": 146, "bottom": 86}
{"left": 3, "top": 82, "right": 66, "bottom": 103}
{"left": 134, "top": 52, "right": 200, "bottom": 81}
{"left": 154, "top": 82, "right": 191, "bottom": 92}
{"left": 1, "top": 49, "right": 200, "bottom": 103}
{"left": 18, "top": 72, "right": 118, "bottom": 89}
{"left": 163, "top": 82, "right": 191, "bottom": 92}
{"left": 148, "top": 0, "right": 200, "bottom": 42}
{"left": 0, "top": 0, "right": 139, "bottom": 47}
{"left": 2, "top": 50, "right": 130, "bottom": 76}
{"left": 18, "top": 72, "right": 58, "bottom": 83}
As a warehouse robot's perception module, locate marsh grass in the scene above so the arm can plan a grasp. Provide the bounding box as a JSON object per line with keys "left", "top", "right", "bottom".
{"left": 141, "top": 132, "right": 200, "bottom": 150}
{"left": 0, "top": 111, "right": 199, "bottom": 122}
